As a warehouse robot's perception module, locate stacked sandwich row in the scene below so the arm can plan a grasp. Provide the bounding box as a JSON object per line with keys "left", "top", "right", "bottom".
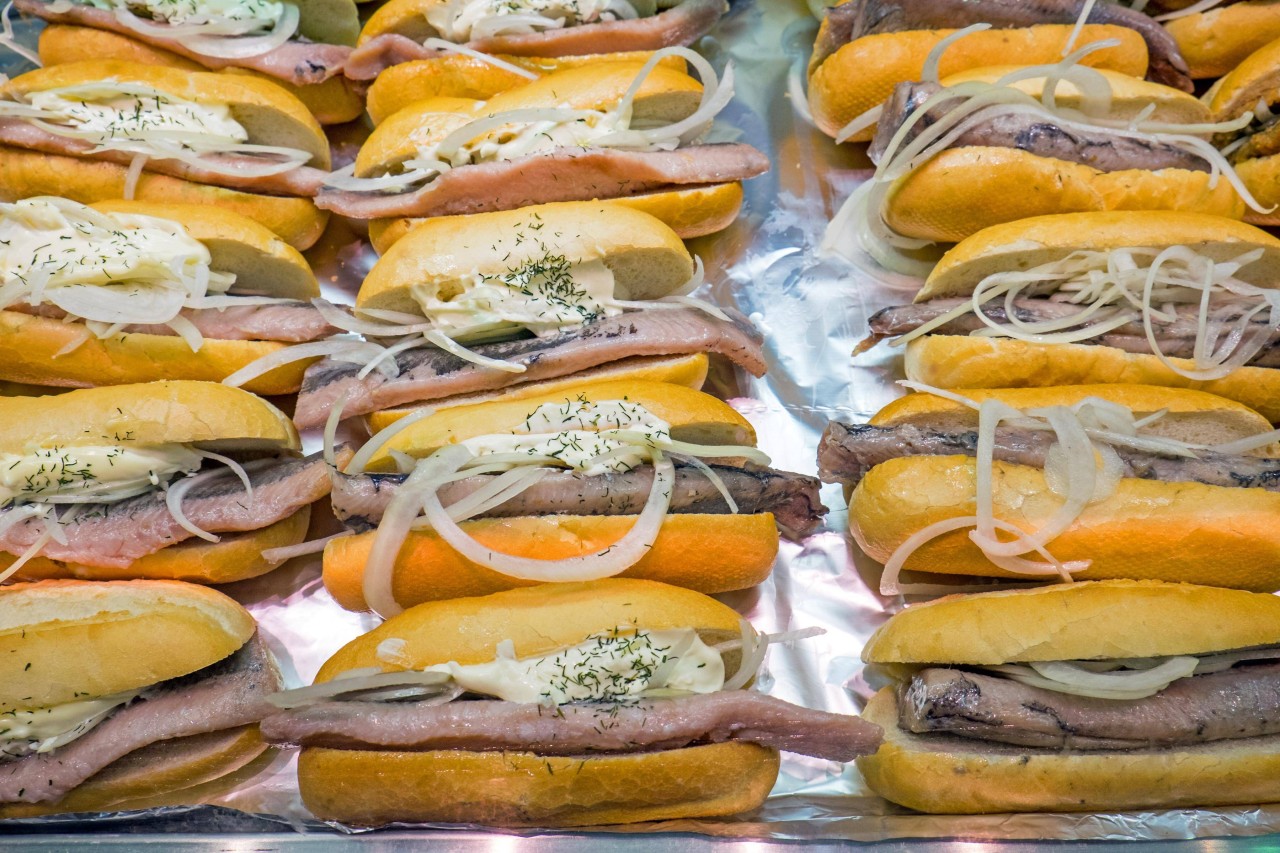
{"left": 808, "top": 0, "right": 1280, "bottom": 818}
{"left": 0, "top": 2, "right": 895, "bottom": 829}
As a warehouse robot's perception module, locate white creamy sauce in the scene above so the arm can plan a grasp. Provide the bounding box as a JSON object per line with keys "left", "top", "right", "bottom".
{"left": 427, "top": 0, "right": 634, "bottom": 41}
{"left": 0, "top": 690, "right": 140, "bottom": 760}
{"left": 0, "top": 444, "right": 203, "bottom": 503}
{"left": 24, "top": 84, "right": 249, "bottom": 157}
{"left": 421, "top": 628, "right": 725, "bottom": 705}
{"left": 412, "top": 257, "right": 618, "bottom": 339}
{"left": 0, "top": 199, "right": 228, "bottom": 295}
{"left": 81, "top": 0, "right": 285, "bottom": 28}
{"left": 460, "top": 398, "right": 671, "bottom": 475}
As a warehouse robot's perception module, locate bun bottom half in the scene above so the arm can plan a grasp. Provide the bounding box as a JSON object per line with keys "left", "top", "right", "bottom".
{"left": 298, "top": 742, "right": 780, "bottom": 826}
{"left": 849, "top": 456, "right": 1280, "bottom": 591}
{"left": 0, "top": 146, "right": 327, "bottom": 251}
{"left": 323, "top": 513, "right": 779, "bottom": 611}
{"left": 0, "top": 726, "right": 267, "bottom": 817}
{"left": 1236, "top": 155, "right": 1280, "bottom": 228}
{"left": 903, "top": 335, "right": 1280, "bottom": 423}
{"left": 10, "top": 510, "right": 311, "bottom": 585}
{"left": 37, "top": 25, "right": 364, "bottom": 125}
{"left": 0, "top": 310, "right": 312, "bottom": 395}
{"left": 883, "top": 147, "right": 1245, "bottom": 243}
{"left": 807, "top": 26, "right": 1145, "bottom": 142}
{"left": 367, "top": 183, "right": 744, "bottom": 254}
{"left": 859, "top": 688, "right": 1280, "bottom": 814}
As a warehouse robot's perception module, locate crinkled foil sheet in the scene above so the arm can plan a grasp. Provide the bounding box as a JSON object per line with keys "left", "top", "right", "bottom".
{"left": 5, "top": 0, "right": 1280, "bottom": 842}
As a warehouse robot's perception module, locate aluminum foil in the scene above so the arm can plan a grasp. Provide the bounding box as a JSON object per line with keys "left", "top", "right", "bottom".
{"left": 6, "top": 0, "right": 1280, "bottom": 841}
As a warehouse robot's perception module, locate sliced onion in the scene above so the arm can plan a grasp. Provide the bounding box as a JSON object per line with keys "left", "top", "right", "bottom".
{"left": 722, "top": 619, "right": 766, "bottom": 691}
{"left": 344, "top": 404, "right": 438, "bottom": 475}
{"left": 221, "top": 338, "right": 387, "bottom": 388}
{"left": 163, "top": 471, "right": 221, "bottom": 543}
{"left": 1153, "top": 0, "right": 1227, "bottom": 21}
{"left": 669, "top": 452, "right": 737, "bottom": 513}
{"left": 422, "top": 329, "right": 525, "bottom": 373}
{"left": 322, "top": 390, "right": 351, "bottom": 469}
{"left": 114, "top": 3, "right": 299, "bottom": 59}
{"left": 123, "top": 152, "right": 147, "bottom": 200}
{"left": 418, "top": 38, "right": 538, "bottom": 79}
{"left": 1061, "top": 0, "right": 1099, "bottom": 56}
{"left": 0, "top": 1, "right": 40, "bottom": 67}
{"left": 267, "top": 669, "right": 455, "bottom": 709}
{"left": 921, "top": 23, "right": 991, "bottom": 85}
{"left": 419, "top": 450, "right": 675, "bottom": 583}
{"left": 987, "top": 655, "right": 1198, "bottom": 699}
{"left": 261, "top": 531, "right": 353, "bottom": 566}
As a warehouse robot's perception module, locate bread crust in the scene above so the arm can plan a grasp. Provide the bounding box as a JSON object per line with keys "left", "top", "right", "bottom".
{"left": 323, "top": 513, "right": 779, "bottom": 612}
{"left": 36, "top": 25, "right": 363, "bottom": 125}
{"left": 849, "top": 454, "right": 1280, "bottom": 591}
{"left": 858, "top": 687, "right": 1280, "bottom": 814}
{"left": 806, "top": 25, "right": 1146, "bottom": 141}
{"left": 919, "top": 211, "right": 1280, "bottom": 301}
{"left": 320, "top": 577, "right": 744, "bottom": 675}
{"left": 883, "top": 147, "right": 1245, "bottom": 243}
{"left": 0, "top": 579, "right": 254, "bottom": 710}
{"left": 0, "top": 146, "right": 328, "bottom": 250}
{"left": 1169, "top": 3, "right": 1280, "bottom": 80}
{"left": 367, "top": 183, "right": 745, "bottom": 252}
{"left": 360, "top": 379, "right": 755, "bottom": 471}
{"left": 365, "top": 51, "right": 684, "bottom": 125}
{"left": 358, "top": 202, "right": 694, "bottom": 313}
{"left": 862, "top": 579, "right": 1280, "bottom": 664}
{"left": 364, "top": 353, "right": 711, "bottom": 432}
{"left": 0, "top": 380, "right": 298, "bottom": 452}
{"left": 903, "top": 335, "right": 1280, "bottom": 423}
{"left": 298, "top": 741, "right": 779, "bottom": 826}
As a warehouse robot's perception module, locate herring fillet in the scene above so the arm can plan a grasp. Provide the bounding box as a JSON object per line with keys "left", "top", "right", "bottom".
{"left": 13, "top": 0, "right": 352, "bottom": 85}
{"left": 0, "top": 452, "right": 331, "bottom": 567}
{"left": 261, "top": 691, "right": 883, "bottom": 761}
{"left": 0, "top": 634, "right": 280, "bottom": 803}
{"left": 10, "top": 302, "right": 339, "bottom": 344}
{"left": 315, "top": 144, "right": 769, "bottom": 219}
{"left": 331, "top": 461, "right": 828, "bottom": 539}
{"left": 345, "top": 0, "right": 725, "bottom": 79}
{"left": 294, "top": 307, "right": 766, "bottom": 428}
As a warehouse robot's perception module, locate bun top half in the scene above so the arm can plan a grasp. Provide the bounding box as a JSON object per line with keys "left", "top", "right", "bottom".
{"left": 0, "top": 381, "right": 299, "bottom": 454}
{"left": 0, "top": 579, "right": 255, "bottom": 711}
{"left": 316, "top": 579, "right": 744, "bottom": 681}
{"left": 863, "top": 580, "right": 1280, "bottom": 666}
{"left": 919, "top": 212, "right": 1280, "bottom": 302}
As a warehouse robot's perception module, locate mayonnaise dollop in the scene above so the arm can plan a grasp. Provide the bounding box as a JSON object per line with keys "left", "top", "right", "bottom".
{"left": 82, "top": 0, "right": 286, "bottom": 30}
{"left": 460, "top": 398, "right": 671, "bottom": 475}
{"left": 0, "top": 690, "right": 140, "bottom": 761}
{"left": 0, "top": 444, "right": 204, "bottom": 503}
{"left": 421, "top": 628, "right": 724, "bottom": 704}
{"left": 0, "top": 198, "right": 228, "bottom": 294}
{"left": 24, "top": 83, "right": 249, "bottom": 156}
{"left": 412, "top": 257, "right": 618, "bottom": 340}
{"left": 427, "top": 0, "right": 634, "bottom": 42}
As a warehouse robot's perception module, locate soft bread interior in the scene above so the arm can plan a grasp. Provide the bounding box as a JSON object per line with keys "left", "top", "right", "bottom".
{"left": 293, "top": 0, "right": 360, "bottom": 45}
{"left": 228, "top": 103, "right": 330, "bottom": 168}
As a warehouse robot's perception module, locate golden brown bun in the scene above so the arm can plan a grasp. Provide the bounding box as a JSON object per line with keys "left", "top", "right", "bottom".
{"left": 0, "top": 146, "right": 328, "bottom": 251}
{"left": 850, "top": 448, "right": 1280, "bottom": 591}
{"left": 0, "top": 726, "right": 268, "bottom": 818}
{"left": 858, "top": 687, "right": 1280, "bottom": 814}
{"left": 883, "top": 147, "right": 1245, "bottom": 243}
{"left": 299, "top": 742, "right": 779, "bottom": 826}
{"left": 1166, "top": 4, "right": 1280, "bottom": 80}
{"left": 9, "top": 510, "right": 310, "bottom": 583}
{"left": 89, "top": 201, "right": 318, "bottom": 299}
{"left": 1207, "top": 33, "right": 1280, "bottom": 120}
{"left": 360, "top": 379, "right": 754, "bottom": 470}
{"left": 862, "top": 579, "right": 1280, "bottom": 665}
{"left": 920, "top": 211, "right": 1280, "bottom": 301}
{"left": 358, "top": 202, "right": 694, "bottom": 313}
{"left": 365, "top": 51, "right": 685, "bottom": 125}
{"left": 4, "top": 61, "right": 329, "bottom": 168}
{"left": 356, "top": 62, "right": 701, "bottom": 175}
{"left": 368, "top": 183, "right": 745, "bottom": 251}
{"left": 0, "top": 380, "right": 298, "bottom": 453}
{"left": 366, "top": 353, "right": 710, "bottom": 431}
{"left": 1234, "top": 155, "right": 1280, "bottom": 227}
{"left": 806, "top": 24, "right": 1147, "bottom": 141}
{"left": 0, "top": 311, "right": 311, "bottom": 395}
{"left": 904, "top": 334, "right": 1280, "bottom": 423}
{"left": 0, "top": 579, "right": 254, "bottom": 710}
{"left": 320, "top": 577, "right": 745, "bottom": 676}
{"left": 36, "top": 25, "right": 364, "bottom": 125}
{"left": 323, "top": 513, "right": 779, "bottom": 611}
